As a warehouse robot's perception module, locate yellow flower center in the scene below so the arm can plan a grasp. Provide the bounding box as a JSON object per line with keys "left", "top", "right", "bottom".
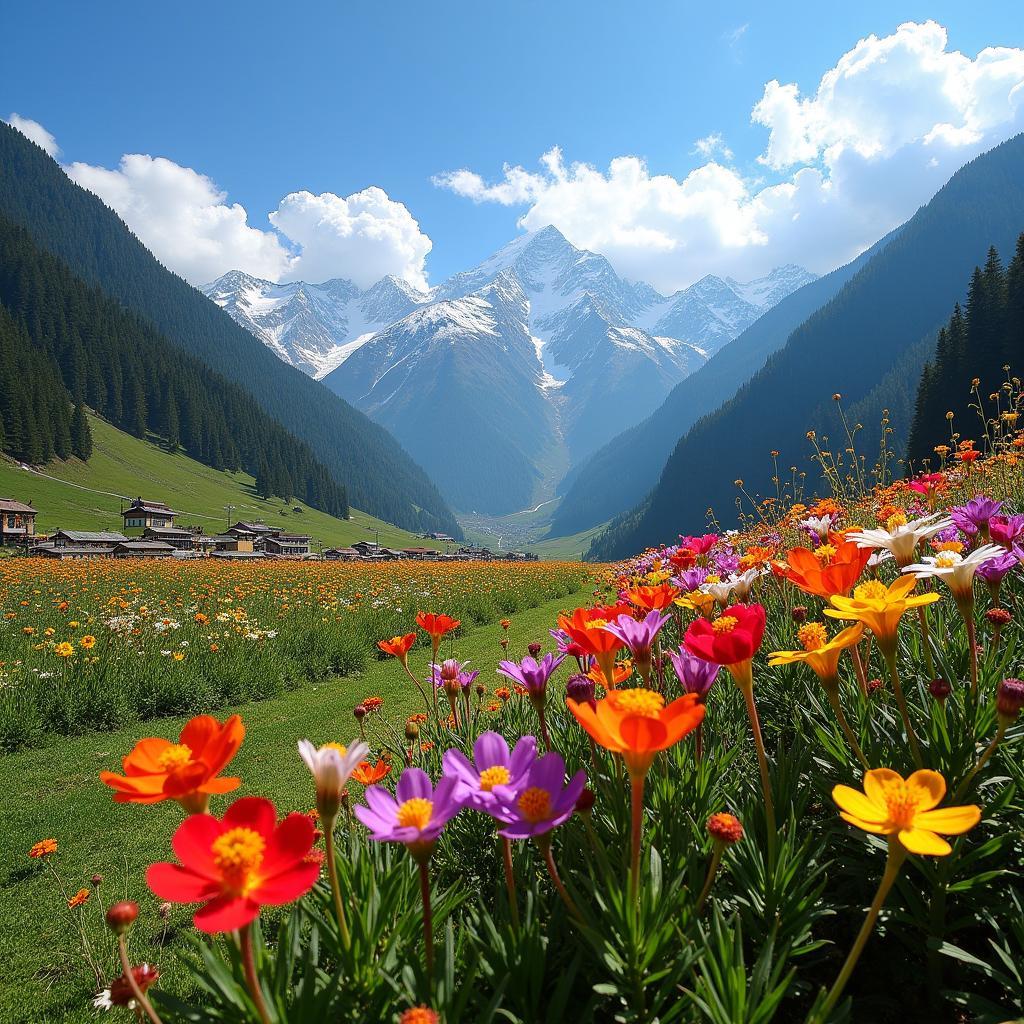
{"left": 814, "top": 544, "right": 837, "bottom": 563}
{"left": 478, "top": 765, "right": 511, "bottom": 792}
{"left": 157, "top": 744, "right": 194, "bottom": 771}
{"left": 798, "top": 622, "right": 828, "bottom": 651}
{"left": 933, "top": 551, "right": 962, "bottom": 569}
{"left": 880, "top": 780, "right": 922, "bottom": 829}
{"left": 705, "top": 574, "right": 721, "bottom": 584}
{"left": 211, "top": 827, "right": 265, "bottom": 893}
{"left": 322, "top": 742, "right": 348, "bottom": 756}
{"left": 586, "top": 617, "right": 608, "bottom": 629}
{"left": 933, "top": 540, "right": 964, "bottom": 553}
{"left": 854, "top": 580, "right": 888, "bottom": 601}
{"left": 886, "top": 513, "right": 908, "bottom": 531}
{"left": 712, "top": 615, "right": 738, "bottom": 633}
{"left": 611, "top": 688, "right": 665, "bottom": 717}
{"left": 396, "top": 798, "right": 433, "bottom": 830}
{"left": 517, "top": 786, "right": 552, "bottom": 823}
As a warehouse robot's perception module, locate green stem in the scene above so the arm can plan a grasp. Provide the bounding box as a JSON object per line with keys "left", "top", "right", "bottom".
{"left": 630, "top": 774, "right": 645, "bottom": 900}
{"left": 239, "top": 925, "right": 273, "bottom": 1024}
{"left": 324, "top": 825, "right": 351, "bottom": 950}
{"left": 694, "top": 844, "right": 724, "bottom": 915}
{"left": 418, "top": 858, "right": 434, "bottom": 977}
{"left": 883, "top": 648, "right": 923, "bottom": 768}
{"left": 810, "top": 842, "right": 906, "bottom": 1024}
{"left": 916, "top": 606, "right": 935, "bottom": 679}
{"left": 952, "top": 723, "right": 1005, "bottom": 803}
{"left": 538, "top": 836, "right": 582, "bottom": 922}
{"left": 501, "top": 836, "right": 520, "bottom": 929}
{"left": 734, "top": 665, "right": 776, "bottom": 864}
{"left": 117, "top": 934, "right": 165, "bottom": 1024}
{"left": 824, "top": 685, "right": 869, "bottom": 770}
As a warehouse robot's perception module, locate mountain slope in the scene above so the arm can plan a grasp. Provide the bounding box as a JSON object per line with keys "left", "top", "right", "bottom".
{"left": 0, "top": 121, "right": 461, "bottom": 538}
{"left": 550, "top": 233, "right": 893, "bottom": 536}
{"left": 589, "top": 132, "right": 1024, "bottom": 559}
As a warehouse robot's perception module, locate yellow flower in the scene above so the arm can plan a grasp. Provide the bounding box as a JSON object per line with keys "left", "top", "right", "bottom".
{"left": 769, "top": 623, "right": 865, "bottom": 687}
{"left": 832, "top": 768, "right": 980, "bottom": 855}
{"left": 55, "top": 642, "right": 75, "bottom": 658}
{"left": 80, "top": 635, "right": 96, "bottom": 650}
{"left": 825, "top": 575, "right": 939, "bottom": 655}
{"left": 172, "top": 651, "right": 185, "bottom": 661}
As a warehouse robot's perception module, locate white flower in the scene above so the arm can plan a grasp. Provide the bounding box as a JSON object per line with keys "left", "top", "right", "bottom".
{"left": 701, "top": 567, "right": 765, "bottom": 604}
{"left": 847, "top": 513, "right": 953, "bottom": 567}
{"left": 298, "top": 738, "right": 368, "bottom": 819}
{"left": 800, "top": 514, "right": 835, "bottom": 538}
{"left": 901, "top": 544, "right": 1006, "bottom": 601}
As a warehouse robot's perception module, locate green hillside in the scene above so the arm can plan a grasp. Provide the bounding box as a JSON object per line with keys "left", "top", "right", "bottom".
{"left": 0, "top": 413, "right": 442, "bottom": 551}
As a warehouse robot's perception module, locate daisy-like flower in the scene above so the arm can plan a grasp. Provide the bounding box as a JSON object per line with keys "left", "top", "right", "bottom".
{"left": 298, "top": 739, "right": 369, "bottom": 821}
{"left": 490, "top": 751, "right": 586, "bottom": 840}
{"left": 901, "top": 544, "right": 1006, "bottom": 607}
{"left": 832, "top": 769, "right": 980, "bottom": 855}
{"left": 846, "top": 512, "right": 953, "bottom": 567}
{"left": 442, "top": 732, "right": 538, "bottom": 812}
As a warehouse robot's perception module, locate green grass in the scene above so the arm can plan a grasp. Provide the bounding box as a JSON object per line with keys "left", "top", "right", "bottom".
{"left": 0, "top": 584, "right": 591, "bottom": 1024}
{"left": 0, "top": 413, "right": 442, "bottom": 551}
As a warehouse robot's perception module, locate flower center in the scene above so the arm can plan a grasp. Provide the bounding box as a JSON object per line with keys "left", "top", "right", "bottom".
{"left": 854, "top": 580, "right": 888, "bottom": 601}
{"left": 396, "top": 798, "right": 433, "bottom": 830}
{"left": 478, "top": 765, "right": 511, "bottom": 792}
{"left": 517, "top": 786, "right": 552, "bottom": 823}
{"left": 798, "top": 623, "right": 828, "bottom": 651}
{"left": 881, "top": 781, "right": 921, "bottom": 829}
{"left": 211, "top": 827, "right": 265, "bottom": 894}
{"left": 157, "top": 744, "right": 194, "bottom": 771}
{"left": 814, "top": 544, "right": 837, "bottom": 563}
{"left": 933, "top": 540, "right": 964, "bottom": 553}
{"left": 611, "top": 688, "right": 665, "bottom": 718}
{"left": 933, "top": 551, "right": 962, "bottom": 569}
{"left": 886, "top": 513, "right": 908, "bottom": 531}
{"left": 712, "top": 615, "right": 738, "bottom": 633}
{"left": 322, "top": 742, "right": 348, "bottom": 756}
{"left": 585, "top": 617, "right": 608, "bottom": 629}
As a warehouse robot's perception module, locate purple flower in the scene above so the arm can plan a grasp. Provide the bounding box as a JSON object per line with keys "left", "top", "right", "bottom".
{"left": 975, "top": 549, "right": 1020, "bottom": 585}
{"left": 442, "top": 732, "right": 537, "bottom": 812}
{"left": 667, "top": 645, "right": 720, "bottom": 698}
{"left": 490, "top": 751, "right": 586, "bottom": 839}
{"left": 603, "top": 610, "right": 670, "bottom": 661}
{"left": 496, "top": 652, "right": 566, "bottom": 698}
{"left": 950, "top": 496, "right": 1004, "bottom": 536}
{"left": 355, "top": 767, "right": 462, "bottom": 853}
{"left": 674, "top": 567, "right": 710, "bottom": 591}
{"left": 565, "top": 673, "right": 596, "bottom": 707}
{"left": 990, "top": 514, "right": 1024, "bottom": 548}
{"left": 429, "top": 659, "right": 479, "bottom": 692}
{"left": 713, "top": 552, "right": 741, "bottom": 575}
{"left": 548, "top": 627, "right": 573, "bottom": 653}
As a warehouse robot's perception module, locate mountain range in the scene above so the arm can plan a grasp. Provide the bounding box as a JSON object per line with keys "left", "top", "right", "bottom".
{"left": 206, "top": 227, "right": 814, "bottom": 513}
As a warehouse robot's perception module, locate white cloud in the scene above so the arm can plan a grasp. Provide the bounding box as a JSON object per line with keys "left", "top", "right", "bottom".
{"left": 434, "top": 21, "right": 1024, "bottom": 292}
{"left": 271, "top": 188, "right": 432, "bottom": 290}
{"left": 5, "top": 113, "right": 60, "bottom": 156}
{"left": 14, "top": 123, "right": 433, "bottom": 289}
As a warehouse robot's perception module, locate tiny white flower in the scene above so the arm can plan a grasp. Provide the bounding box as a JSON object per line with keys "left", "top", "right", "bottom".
{"left": 298, "top": 738, "right": 369, "bottom": 819}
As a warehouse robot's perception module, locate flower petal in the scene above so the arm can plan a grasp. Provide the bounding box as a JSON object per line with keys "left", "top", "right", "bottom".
{"left": 251, "top": 862, "right": 320, "bottom": 905}
{"left": 192, "top": 894, "right": 260, "bottom": 934}
{"left": 912, "top": 805, "right": 981, "bottom": 835}
{"left": 833, "top": 785, "right": 887, "bottom": 823}
{"left": 862, "top": 769, "right": 903, "bottom": 808}
{"left": 905, "top": 770, "right": 946, "bottom": 811}
{"left": 147, "top": 862, "right": 220, "bottom": 903}
{"left": 897, "top": 827, "right": 951, "bottom": 856}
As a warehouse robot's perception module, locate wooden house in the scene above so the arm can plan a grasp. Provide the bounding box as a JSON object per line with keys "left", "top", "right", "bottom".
{"left": 122, "top": 498, "right": 177, "bottom": 533}
{"left": 0, "top": 498, "right": 37, "bottom": 546}
{"left": 113, "top": 540, "right": 175, "bottom": 559}
{"left": 142, "top": 526, "right": 196, "bottom": 551}
{"left": 264, "top": 534, "right": 311, "bottom": 556}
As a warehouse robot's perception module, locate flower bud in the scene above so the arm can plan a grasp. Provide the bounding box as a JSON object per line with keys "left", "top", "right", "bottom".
{"left": 527, "top": 642, "right": 542, "bottom": 657}
{"left": 791, "top": 605, "right": 808, "bottom": 623}
{"left": 90, "top": 874, "right": 103, "bottom": 887}
{"left": 565, "top": 673, "right": 596, "bottom": 706}
{"left": 107, "top": 964, "right": 160, "bottom": 1007}
{"left": 405, "top": 721, "right": 420, "bottom": 741}
{"left": 706, "top": 812, "right": 743, "bottom": 844}
{"left": 986, "top": 607, "right": 1012, "bottom": 627}
{"left": 867, "top": 678, "right": 884, "bottom": 696}
{"left": 105, "top": 901, "right": 139, "bottom": 934}
{"left": 475, "top": 683, "right": 486, "bottom": 697}
{"left": 929, "top": 678, "right": 951, "bottom": 702}
{"left": 996, "top": 677, "right": 1024, "bottom": 726}
{"left": 575, "top": 787, "right": 596, "bottom": 815}
{"left": 353, "top": 704, "right": 367, "bottom": 720}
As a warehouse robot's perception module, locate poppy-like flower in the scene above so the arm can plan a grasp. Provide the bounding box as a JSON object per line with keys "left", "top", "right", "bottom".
{"left": 624, "top": 582, "right": 679, "bottom": 611}
{"left": 55, "top": 642, "right": 74, "bottom": 658}
{"left": 80, "top": 635, "right": 97, "bottom": 650}
{"left": 496, "top": 653, "right": 565, "bottom": 699}
{"left": 558, "top": 608, "right": 626, "bottom": 689}
{"left": 567, "top": 688, "right": 704, "bottom": 779}
{"left": 667, "top": 645, "right": 720, "bottom": 698}
{"left": 773, "top": 540, "right": 872, "bottom": 600}
{"left": 683, "top": 604, "right": 766, "bottom": 668}
{"left": 100, "top": 715, "right": 245, "bottom": 814}
{"left": 602, "top": 610, "right": 670, "bottom": 681}
{"left": 298, "top": 739, "right": 368, "bottom": 820}
{"left": 352, "top": 760, "right": 391, "bottom": 786}
{"left": 825, "top": 577, "right": 939, "bottom": 656}
{"left": 902, "top": 544, "right": 1007, "bottom": 607}
{"left": 706, "top": 812, "right": 744, "bottom": 844}
{"left": 489, "top": 751, "right": 586, "bottom": 839}
{"left": 68, "top": 887, "right": 90, "bottom": 909}
{"left": 147, "top": 796, "right": 319, "bottom": 933}
{"left": 847, "top": 513, "right": 952, "bottom": 567}
{"left": 585, "top": 658, "right": 633, "bottom": 688}
{"left": 415, "top": 612, "right": 460, "bottom": 652}
{"left": 355, "top": 767, "right": 462, "bottom": 860}
{"left": 832, "top": 769, "right": 980, "bottom": 855}
{"left": 679, "top": 533, "right": 719, "bottom": 556}
{"left": 377, "top": 633, "right": 416, "bottom": 665}
{"left": 29, "top": 838, "right": 58, "bottom": 858}
{"left": 768, "top": 623, "right": 865, "bottom": 689}
{"left": 399, "top": 1008, "right": 440, "bottom": 1024}
{"left": 442, "top": 732, "right": 537, "bottom": 812}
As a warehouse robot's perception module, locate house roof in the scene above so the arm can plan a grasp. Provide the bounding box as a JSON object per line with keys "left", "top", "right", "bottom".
{"left": 211, "top": 550, "right": 266, "bottom": 559}
{"left": 115, "top": 541, "right": 175, "bottom": 552}
{"left": 269, "top": 534, "right": 310, "bottom": 542}
{"left": 124, "top": 498, "right": 176, "bottom": 515}
{"left": 143, "top": 527, "right": 194, "bottom": 537}
{"left": 0, "top": 499, "right": 36, "bottom": 514}
{"left": 55, "top": 530, "right": 129, "bottom": 543}
{"left": 230, "top": 521, "right": 275, "bottom": 534}
{"left": 36, "top": 543, "right": 116, "bottom": 556}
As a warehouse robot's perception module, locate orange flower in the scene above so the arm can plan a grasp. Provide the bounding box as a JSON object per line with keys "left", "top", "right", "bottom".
{"left": 378, "top": 632, "right": 416, "bottom": 665}
{"left": 624, "top": 582, "right": 679, "bottom": 611}
{"left": 415, "top": 612, "right": 460, "bottom": 641}
{"left": 28, "top": 838, "right": 58, "bottom": 858}
{"left": 567, "top": 688, "right": 704, "bottom": 779}
{"left": 557, "top": 607, "right": 627, "bottom": 689}
{"left": 586, "top": 658, "right": 633, "bottom": 688}
{"left": 772, "top": 540, "right": 872, "bottom": 600}
{"left": 100, "top": 715, "right": 245, "bottom": 814}
{"left": 68, "top": 888, "right": 90, "bottom": 909}
{"left": 352, "top": 760, "right": 391, "bottom": 785}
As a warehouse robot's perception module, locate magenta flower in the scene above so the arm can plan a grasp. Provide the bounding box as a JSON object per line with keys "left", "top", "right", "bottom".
{"left": 976, "top": 549, "right": 1020, "bottom": 585}
{"left": 990, "top": 514, "right": 1024, "bottom": 548}
{"left": 490, "top": 751, "right": 586, "bottom": 839}
{"left": 441, "top": 732, "right": 537, "bottom": 812}
{"left": 602, "top": 609, "right": 670, "bottom": 680}
{"left": 355, "top": 768, "right": 462, "bottom": 857}
{"left": 497, "top": 652, "right": 566, "bottom": 698}
{"left": 950, "top": 496, "right": 1004, "bottom": 536}
{"left": 667, "top": 645, "right": 720, "bottom": 698}
{"left": 430, "top": 659, "right": 479, "bottom": 692}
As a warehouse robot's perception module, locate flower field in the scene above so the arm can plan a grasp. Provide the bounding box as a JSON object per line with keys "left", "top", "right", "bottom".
{"left": 10, "top": 440, "right": 1024, "bottom": 1024}
{"left": 0, "top": 559, "right": 594, "bottom": 751}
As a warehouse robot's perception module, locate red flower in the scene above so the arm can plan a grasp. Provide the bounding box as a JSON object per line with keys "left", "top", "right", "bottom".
{"left": 683, "top": 603, "right": 766, "bottom": 666}
{"left": 624, "top": 583, "right": 679, "bottom": 611}
{"left": 146, "top": 797, "right": 318, "bottom": 933}
{"left": 377, "top": 633, "right": 416, "bottom": 664}
{"left": 668, "top": 548, "right": 697, "bottom": 571}
{"left": 415, "top": 612, "right": 460, "bottom": 651}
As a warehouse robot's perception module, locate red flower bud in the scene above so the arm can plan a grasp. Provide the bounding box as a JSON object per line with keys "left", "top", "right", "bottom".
{"left": 929, "top": 678, "right": 951, "bottom": 702}
{"left": 791, "top": 605, "right": 809, "bottom": 623}
{"left": 527, "top": 642, "right": 542, "bottom": 657}
{"left": 706, "top": 812, "right": 744, "bottom": 844}
{"left": 575, "top": 787, "right": 596, "bottom": 814}
{"left": 105, "top": 901, "right": 139, "bottom": 934}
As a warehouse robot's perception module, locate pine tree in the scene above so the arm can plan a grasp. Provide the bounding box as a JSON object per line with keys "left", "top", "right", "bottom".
{"left": 70, "top": 400, "right": 92, "bottom": 461}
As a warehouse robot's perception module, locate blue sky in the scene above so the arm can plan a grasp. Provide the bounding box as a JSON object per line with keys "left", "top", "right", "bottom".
{"left": 4, "top": 1, "right": 1024, "bottom": 291}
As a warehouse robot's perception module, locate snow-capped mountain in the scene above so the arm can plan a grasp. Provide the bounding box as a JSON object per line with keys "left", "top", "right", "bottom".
{"left": 201, "top": 270, "right": 429, "bottom": 378}
{"left": 206, "top": 226, "right": 815, "bottom": 513}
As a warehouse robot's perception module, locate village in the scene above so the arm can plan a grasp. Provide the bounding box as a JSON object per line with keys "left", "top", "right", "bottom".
{"left": 0, "top": 496, "right": 538, "bottom": 562}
